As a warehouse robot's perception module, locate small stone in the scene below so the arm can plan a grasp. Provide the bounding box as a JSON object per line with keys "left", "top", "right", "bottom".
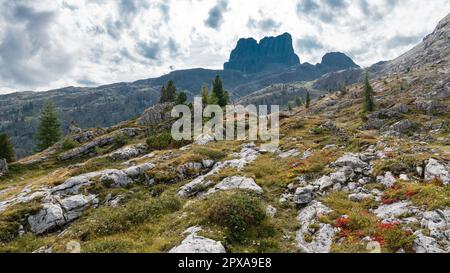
{"left": 294, "top": 186, "right": 314, "bottom": 205}
{"left": 399, "top": 174, "right": 410, "bottom": 181}
{"left": 266, "top": 205, "right": 277, "bottom": 218}
{"left": 314, "top": 176, "right": 334, "bottom": 191}
{"left": 278, "top": 149, "right": 300, "bottom": 158}
{"left": 376, "top": 172, "right": 396, "bottom": 188}
{"left": 349, "top": 193, "right": 372, "bottom": 202}
{"left": 205, "top": 176, "right": 263, "bottom": 195}
{"left": 373, "top": 201, "right": 412, "bottom": 219}
{"left": 169, "top": 234, "right": 226, "bottom": 253}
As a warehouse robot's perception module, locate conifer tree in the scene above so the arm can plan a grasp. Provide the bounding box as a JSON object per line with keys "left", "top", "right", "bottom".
{"left": 35, "top": 102, "right": 61, "bottom": 151}
{"left": 212, "top": 75, "right": 227, "bottom": 106}
{"left": 363, "top": 71, "right": 375, "bottom": 112}
{"left": 159, "top": 80, "right": 178, "bottom": 103}
{"left": 0, "top": 134, "right": 15, "bottom": 163}
{"left": 208, "top": 91, "right": 219, "bottom": 105}
{"left": 165, "top": 80, "right": 177, "bottom": 102}
{"left": 176, "top": 92, "right": 187, "bottom": 105}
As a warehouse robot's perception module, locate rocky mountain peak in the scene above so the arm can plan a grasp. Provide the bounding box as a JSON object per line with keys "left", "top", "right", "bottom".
{"left": 224, "top": 32, "right": 300, "bottom": 74}
{"left": 380, "top": 12, "right": 449, "bottom": 74}
{"left": 319, "top": 52, "right": 360, "bottom": 71}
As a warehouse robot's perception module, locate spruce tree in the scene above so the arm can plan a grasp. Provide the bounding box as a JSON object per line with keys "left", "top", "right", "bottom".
{"left": 159, "top": 86, "right": 167, "bottom": 103}
{"left": 363, "top": 72, "right": 374, "bottom": 112}
{"left": 35, "top": 102, "right": 61, "bottom": 151}
{"left": 208, "top": 91, "right": 219, "bottom": 105}
{"left": 212, "top": 75, "right": 227, "bottom": 106}
{"left": 176, "top": 92, "right": 187, "bottom": 105}
{"left": 165, "top": 80, "right": 177, "bottom": 102}
{"left": 159, "top": 80, "right": 178, "bottom": 103}
{"left": 305, "top": 92, "right": 311, "bottom": 109}
{"left": 0, "top": 134, "right": 15, "bottom": 162}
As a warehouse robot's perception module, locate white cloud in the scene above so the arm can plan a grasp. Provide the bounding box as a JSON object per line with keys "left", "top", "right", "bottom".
{"left": 0, "top": 0, "right": 448, "bottom": 93}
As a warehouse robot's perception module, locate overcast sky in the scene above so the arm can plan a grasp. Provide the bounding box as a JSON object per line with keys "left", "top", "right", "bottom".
{"left": 0, "top": 0, "right": 449, "bottom": 94}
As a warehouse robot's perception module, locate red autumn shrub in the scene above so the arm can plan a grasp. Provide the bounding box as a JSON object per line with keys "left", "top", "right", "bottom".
{"left": 335, "top": 216, "right": 350, "bottom": 228}
{"left": 381, "top": 197, "right": 398, "bottom": 204}
{"left": 379, "top": 222, "right": 399, "bottom": 231}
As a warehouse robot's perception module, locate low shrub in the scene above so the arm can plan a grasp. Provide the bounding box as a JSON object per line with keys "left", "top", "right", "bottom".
{"left": 112, "top": 133, "right": 129, "bottom": 149}
{"left": 146, "top": 131, "right": 187, "bottom": 150}
{"left": 61, "top": 137, "right": 79, "bottom": 151}
{"left": 206, "top": 192, "right": 266, "bottom": 242}
{"left": 193, "top": 147, "right": 226, "bottom": 161}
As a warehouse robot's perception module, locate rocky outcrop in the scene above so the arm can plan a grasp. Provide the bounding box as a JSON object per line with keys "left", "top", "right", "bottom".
{"left": 28, "top": 194, "right": 98, "bottom": 234}
{"left": 205, "top": 176, "right": 263, "bottom": 195}
{"left": 316, "top": 52, "right": 360, "bottom": 74}
{"left": 384, "top": 119, "right": 414, "bottom": 135}
{"left": 378, "top": 13, "right": 450, "bottom": 76}
{"left": 373, "top": 201, "right": 415, "bottom": 219}
{"left": 278, "top": 149, "right": 300, "bottom": 158}
{"left": 58, "top": 128, "right": 142, "bottom": 161}
{"left": 376, "top": 172, "right": 396, "bottom": 188}
{"left": 424, "top": 159, "right": 450, "bottom": 184}
{"left": 414, "top": 232, "right": 445, "bottom": 253}
{"left": 51, "top": 163, "right": 154, "bottom": 196}
{"left": 295, "top": 201, "right": 335, "bottom": 253}
{"left": 177, "top": 144, "right": 260, "bottom": 197}
{"left": 137, "top": 103, "right": 173, "bottom": 126}
{"left": 107, "top": 144, "right": 148, "bottom": 161}
{"left": 194, "top": 133, "right": 215, "bottom": 146}
{"left": 224, "top": 33, "right": 300, "bottom": 74}
{"left": 293, "top": 186, "right": 314, "bottom": 205}
{"left": 169, "top": 233, "right": 226, "bottom": 253}
{"left": 333, "top": 153, "right": 370, "bottom": 170}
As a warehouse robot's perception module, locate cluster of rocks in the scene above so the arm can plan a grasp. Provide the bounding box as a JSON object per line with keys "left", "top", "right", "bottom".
{"left": 169, "top": 226, "right": 226, "bottom": 253}
{"left": 28, "top": 194, "right": 99, "bottom": 234}
{"left": 282, "top": 153, "right": 374, "bottom": 207}
{"left": 58, "top": 128, "right": 142, "bottom": 161}
{"left": 383, "top": 119, "right": 415, "bottom": 136}
{"left": 107, "top": 144, "right": 148, "bottom": 161}
{"left": 414, "top": 99, "right": 448, "bottom": 115}
{"left": 177, "top": 160, "right": 215, "bottom": 180}
{"left": 284, "top": 145, "right": 450, "bottom": 253}
{"left": 371, "top": 200, "right": 450, "bottom": 253}
{"left": 295, "top": 201, "right": 336, "bottom": 253}
{"left": 205, "top": 176, "right": 263, "bottom": 196}
{"left": 70, "top": 129, "right": 104, "bottom": 144}
{"left": 137, "top": 103, "right": 173, "bottom": 126}
{"left": 361, "top": 104, "right": 408, "bottom": 131}
{"left": 424, "top": 158, "right": 450, "bottom": 185}
{"left": 177, "top": 143, "right": 261, "bottom": 197}
{"left": 1, "top": 161, "right": 155, "bottom": 235}
{"left": 319, "top": 120, "right": 348, "bottom": 141}
{"left": 194, "top": 133, "right": 216, "bottom": 146}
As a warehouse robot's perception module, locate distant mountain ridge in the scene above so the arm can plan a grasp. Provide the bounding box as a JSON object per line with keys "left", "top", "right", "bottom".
{"left": 0, "top": 32, "right": 360, "bottom": 158}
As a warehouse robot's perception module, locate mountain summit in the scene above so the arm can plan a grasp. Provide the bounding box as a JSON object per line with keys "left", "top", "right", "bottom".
{"left": 224, "top": 33, "right": 300, "bottom": 74}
